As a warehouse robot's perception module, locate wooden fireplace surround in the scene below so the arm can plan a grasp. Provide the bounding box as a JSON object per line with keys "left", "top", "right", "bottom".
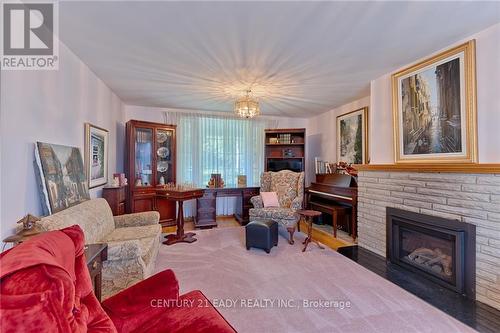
{"left": 356, "top": 163, "right": 500, "bottom": 174}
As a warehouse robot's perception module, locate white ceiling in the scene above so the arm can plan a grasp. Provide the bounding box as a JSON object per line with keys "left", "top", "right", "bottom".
{"left": 59, "top": 1, "right": 500, "bottom": 117}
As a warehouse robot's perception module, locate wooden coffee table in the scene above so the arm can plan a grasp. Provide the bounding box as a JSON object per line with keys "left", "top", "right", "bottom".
{"left": 157, "top": 187, "right": 205, "bottom": 245}
{"left": 297, "top": 210, "right": 324, "bottom": 252}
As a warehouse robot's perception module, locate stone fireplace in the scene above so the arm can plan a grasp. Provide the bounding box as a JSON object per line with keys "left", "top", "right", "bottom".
{"left": 387, "top": 207, "right": 476, "bottom": 299}
{"left": 357, "top": 170, "right": 500, "bottom": 310}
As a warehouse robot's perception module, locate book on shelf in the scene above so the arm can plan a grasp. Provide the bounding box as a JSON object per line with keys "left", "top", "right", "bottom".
{"left": 275, "top": 133, "right": 292, "bottom": 144}
{"left": 314, "top": 157, "right": 336, "bottom": 174}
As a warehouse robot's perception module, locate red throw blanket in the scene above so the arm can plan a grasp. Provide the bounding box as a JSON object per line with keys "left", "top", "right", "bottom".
{"left": 0, "top": 225, "right": 116, "bottom": 333}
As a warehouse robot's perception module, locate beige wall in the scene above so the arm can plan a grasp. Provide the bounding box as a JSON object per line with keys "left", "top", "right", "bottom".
{"left": 369, "top": 23, "right": 500, "bottom": 164}
{"left": 0, "top": 42, "right": 125, "bottom": 240}
{"left": 307, "top": 96, "right": 370, "bottom": 162}
{"left": 306, "top": 96, "right": 370, "bottom": 183}
{"left": 307, "top": 23, "right": 500, "bottom": 168}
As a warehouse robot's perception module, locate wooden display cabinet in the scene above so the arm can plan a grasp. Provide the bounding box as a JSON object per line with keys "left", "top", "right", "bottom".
{"left": 125, "top": 120, "right": 177, "bottom": 226}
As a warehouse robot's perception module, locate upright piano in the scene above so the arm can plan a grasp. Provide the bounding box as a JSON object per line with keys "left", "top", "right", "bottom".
{"left": 305, "top": 173, "right": 358, "bottom": 240}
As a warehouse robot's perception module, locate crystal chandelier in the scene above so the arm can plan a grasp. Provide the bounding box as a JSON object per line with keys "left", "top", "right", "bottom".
{"left": 234, "top": 90, "right": 260, "bottom": 118}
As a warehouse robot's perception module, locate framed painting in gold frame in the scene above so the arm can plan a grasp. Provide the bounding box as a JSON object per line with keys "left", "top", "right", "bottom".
{"left": 336, "top": 107, "right": 368, "bottom": 165}
{"left": 85, "top": 123, "right": 109, "bottom": 188}
{"left": 392, "top": 40, "right": 477, "bottom": 164}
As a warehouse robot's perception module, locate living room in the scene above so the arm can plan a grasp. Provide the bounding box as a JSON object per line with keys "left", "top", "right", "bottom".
{"left": 1, "top": 1, "right": 500, "bottom": 332}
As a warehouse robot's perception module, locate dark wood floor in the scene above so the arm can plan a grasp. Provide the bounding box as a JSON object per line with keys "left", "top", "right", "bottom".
{"left": 338, "top": 245, "right": 500, "bottom": 333}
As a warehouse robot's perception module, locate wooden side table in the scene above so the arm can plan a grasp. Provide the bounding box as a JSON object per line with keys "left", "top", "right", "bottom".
{"left": 102, "top": 186, "right": 127, "bottom": 216}
{"left": 157, "top": 188, "right": 205, "bottom": 245}
{"left": 85, "top": 243, "right": 108, "bottom": 301}
{"left": 297, "top": 210, "right": 324, "bottom": 252}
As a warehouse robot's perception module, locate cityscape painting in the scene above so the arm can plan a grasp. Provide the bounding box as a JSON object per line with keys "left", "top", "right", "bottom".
{"left": 35, "top": 142, "right": 89, "bottom": 215}
{"left": 393, "top": 40, "right": 477, "bottom": 163}
{"left": 336, "top": 107, "right": 368, "bottom": 164}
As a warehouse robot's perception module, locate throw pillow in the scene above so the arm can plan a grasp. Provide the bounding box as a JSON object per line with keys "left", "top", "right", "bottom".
{"left": 261, "top": 192, "right": 280, "bottom": 208}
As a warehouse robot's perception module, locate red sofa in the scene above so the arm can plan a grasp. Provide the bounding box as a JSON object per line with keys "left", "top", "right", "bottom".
{"left": 0, "top": 225, "right": 235, "bottom": 333}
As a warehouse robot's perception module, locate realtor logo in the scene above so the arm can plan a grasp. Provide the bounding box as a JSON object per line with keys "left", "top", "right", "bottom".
{"left": 1, "top": 2, "right": 58, "bottom": 70}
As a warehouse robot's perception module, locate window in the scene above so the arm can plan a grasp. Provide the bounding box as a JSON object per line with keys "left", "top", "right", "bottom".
{"left": 172, "top": 113, "right": 271, "bottom": 188}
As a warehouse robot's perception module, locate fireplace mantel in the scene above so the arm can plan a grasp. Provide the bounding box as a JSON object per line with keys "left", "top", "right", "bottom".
{"left": 355, "top": 163, "right": 500, "bottom": 174}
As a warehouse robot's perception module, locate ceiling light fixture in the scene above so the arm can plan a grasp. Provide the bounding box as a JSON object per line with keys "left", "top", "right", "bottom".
{"left": 234, "top": 89, "right": 260, "bottom": 119}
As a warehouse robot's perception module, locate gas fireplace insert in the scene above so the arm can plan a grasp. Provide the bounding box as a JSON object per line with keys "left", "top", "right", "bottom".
{"left": 387, "top": 208, "right": 476, "bottom": 299}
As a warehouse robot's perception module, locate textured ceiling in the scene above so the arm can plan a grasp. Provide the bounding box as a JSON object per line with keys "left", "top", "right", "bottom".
{"left": 59, "top": 1, "right": 500, "bottom": 117}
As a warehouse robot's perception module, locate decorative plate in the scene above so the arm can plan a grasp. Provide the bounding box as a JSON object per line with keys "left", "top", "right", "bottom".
{"left": 157, "top": 161, "right": 169, "bottom": 173}
{"left": 157, "top": 147, "right": 170, "bottom": 158}
{"left": 157, "top": 132, "right": 168, "bottom": 143}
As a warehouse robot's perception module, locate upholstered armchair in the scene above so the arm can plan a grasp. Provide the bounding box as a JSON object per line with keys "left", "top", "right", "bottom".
{"left": 36, "top": 198, "right": 161, "bottom": 299}
{"left": 0, "top": 225, "right": 236, "bottom": 333}
{"left": 249, "top": 170, "right": 305, "bottom": 244}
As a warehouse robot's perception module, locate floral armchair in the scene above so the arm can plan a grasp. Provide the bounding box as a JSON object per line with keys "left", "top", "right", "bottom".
{"left": 249, "top": 170, "right": 305, "bottom": 244}
{"left": 36, "top": 198, "right": 161, "bottom": 300}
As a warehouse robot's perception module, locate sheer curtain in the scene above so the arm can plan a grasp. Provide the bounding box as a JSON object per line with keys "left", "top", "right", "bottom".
{"left": 164, "top": 111, "right": 276, "bottom": 216}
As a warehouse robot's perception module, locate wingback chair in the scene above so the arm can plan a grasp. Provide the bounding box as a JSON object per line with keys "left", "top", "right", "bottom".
{"left": 249, "top": 170, "right": 305, "bottom": 244}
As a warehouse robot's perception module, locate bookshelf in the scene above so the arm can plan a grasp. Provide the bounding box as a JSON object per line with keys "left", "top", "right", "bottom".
{"left": 264, "top": 128, "right": 306, "bottom": 173}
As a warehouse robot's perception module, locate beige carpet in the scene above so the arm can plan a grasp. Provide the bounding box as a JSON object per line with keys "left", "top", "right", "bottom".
{"left": 155, "top": 227, "right": 475, "bottom": 333}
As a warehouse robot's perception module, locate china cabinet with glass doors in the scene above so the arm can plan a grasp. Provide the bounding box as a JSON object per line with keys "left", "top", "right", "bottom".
{"left": 125, "top": 120, "right": 176, "bottom": 225}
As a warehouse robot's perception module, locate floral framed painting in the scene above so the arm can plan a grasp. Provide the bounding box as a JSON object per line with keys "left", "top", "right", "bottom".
{"left": 392, "top": 40, "right": 477, "bottom": 164}
{"left": 85, "top": 123, "right": 109, "bottom": 188}
{"left": 336, "top": 107, "right": 368, "bottom": 165}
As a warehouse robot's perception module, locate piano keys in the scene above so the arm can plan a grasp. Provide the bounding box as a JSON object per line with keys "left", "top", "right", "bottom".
{"left": 305, "top": 173, "right": 358, "bottom": 241}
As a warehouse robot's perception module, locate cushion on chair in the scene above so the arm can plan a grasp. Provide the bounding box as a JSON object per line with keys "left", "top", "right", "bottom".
{"left": 261, "top": 192, "right": 280, "bottom": 208}
{"left": 102, "top": 270, "right": 179, "bottom": 332}
{"left": 99, "top": 223, "right": 161, "bottom": 299}
{"left": 103, "top": 224, "right": 160, "bottom": 243}
{"left": 249, "top": 207, "right": 299, "bottom": 225}
{"left": 102, "top": 224, "right": 160, "bottom": 259}
{"left": 135, "top": 290, "right": 236, "bottom": 333}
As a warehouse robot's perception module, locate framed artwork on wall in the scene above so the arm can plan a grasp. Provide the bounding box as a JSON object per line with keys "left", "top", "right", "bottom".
{"left": 85, "top": 123, "right": 109, "bottom": 188}
{"left": 34, "top": 142, "right": 90, "bottom": 215}
{"left": 336, "top": 107, "right": 368, "bottom": 165}
{"left": 392, "top": 40, "right": 477, "bottom": 164}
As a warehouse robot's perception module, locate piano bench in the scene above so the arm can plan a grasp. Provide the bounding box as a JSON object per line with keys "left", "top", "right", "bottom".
{"left": 245, "top": 219, "right": 278, "bottom": 254}
{"left": 309, "top": 202, "right": 350, "bottom": 238}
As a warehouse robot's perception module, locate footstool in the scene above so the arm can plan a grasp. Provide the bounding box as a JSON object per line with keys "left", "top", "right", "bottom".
{"left": 245, "top": 219, "right": 278, "bottom": 253}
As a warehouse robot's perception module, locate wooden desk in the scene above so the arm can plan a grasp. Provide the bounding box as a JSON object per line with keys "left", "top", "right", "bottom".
{"left": 196, "top": 187, "right": 260, "bottom": 228}
{"left": 157, "top": 188, "right": 205, "bottom": 245}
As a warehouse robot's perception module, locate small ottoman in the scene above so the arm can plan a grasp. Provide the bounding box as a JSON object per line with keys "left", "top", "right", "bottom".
{"left": 245, "top": 219, "right": 278, "bottom": 253}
